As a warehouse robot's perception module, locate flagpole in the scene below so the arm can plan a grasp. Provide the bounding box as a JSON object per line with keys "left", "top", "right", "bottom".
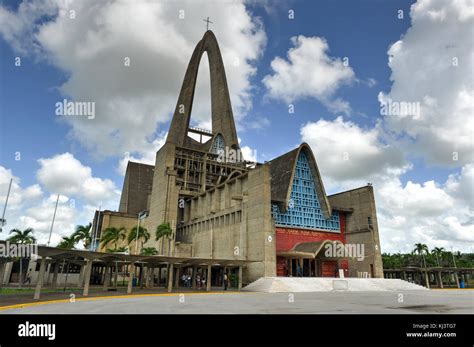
{"left": 47, "top": 194, "right": 60, "bottom": 246}
{"left": 0, "top": 178, "right": 13, "bottom": 232}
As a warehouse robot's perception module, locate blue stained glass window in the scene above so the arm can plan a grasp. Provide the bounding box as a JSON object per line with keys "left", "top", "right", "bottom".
{"left": 210, "top": 134, "right": 225, "bottom": 154}
{"left": 272, "top": 152, "right": 340, "bottom": 231}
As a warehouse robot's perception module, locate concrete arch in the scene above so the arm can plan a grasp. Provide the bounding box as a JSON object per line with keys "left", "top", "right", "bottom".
{"left": 166, "top": 31, "right": 239, "bottom": 150}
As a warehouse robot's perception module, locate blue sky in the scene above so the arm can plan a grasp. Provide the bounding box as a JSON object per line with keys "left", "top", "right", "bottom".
{"left": 0, "top": 0, "right": 472, "bottom": 252}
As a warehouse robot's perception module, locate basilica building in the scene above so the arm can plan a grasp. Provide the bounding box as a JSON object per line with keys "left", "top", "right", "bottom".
{"left": 92, "top": 30, "right": 383, "bottom": 284}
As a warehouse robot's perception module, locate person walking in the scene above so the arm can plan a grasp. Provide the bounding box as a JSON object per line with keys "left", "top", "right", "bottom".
{"left": 223, "top": 272, "right": 228, "bottom": 291}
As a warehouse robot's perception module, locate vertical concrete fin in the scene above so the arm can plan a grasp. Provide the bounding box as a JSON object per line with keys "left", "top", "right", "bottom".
{"left": 166, "top": 30, "right": 239, "bottom": 150}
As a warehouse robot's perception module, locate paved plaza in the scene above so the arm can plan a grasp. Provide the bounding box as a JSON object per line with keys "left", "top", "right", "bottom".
{"left": 0, "top": 290, "right": 472, "bottom": 314}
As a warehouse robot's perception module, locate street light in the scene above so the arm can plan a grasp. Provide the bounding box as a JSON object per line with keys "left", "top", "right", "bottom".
{"left": 135, "top": 210, "right": 148, "bottom": 255}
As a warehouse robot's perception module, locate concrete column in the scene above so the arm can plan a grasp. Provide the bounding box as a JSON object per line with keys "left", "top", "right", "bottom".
{"left": 289, "top": 259, "right": 293, "bottom": 276}
{"left": 424, "top": 271, "right": 430, "bottom": 289}
{"left": 114, "top": 263, "right": 119, "bottom": 288}
{"left": 139, "top": 265, "right": 145, "bottom": 289}
{"left": 167, "top": 263, "right": 174, "bottom": 293}
{"left": 402, "top": 271, "right": 407, "bottom": 281}
{"left": 436, "top": 271, "right": 444, "bottom": 288}
{"left": 148, "top": 266, "right": 154, "bottom": 288}
{"left": 33, "top": 257, "right": 47, "bottom": 300}
{"left": 308, "top": 261, "right": 312, "bottom": 277}
{"left": 206, "top": 265, "right": 211, "bottom": 292}
{"left": 103, "top": 264, "right": 110, "bottom": 290}
{"left": 78, "top": 264, "right": 85, "bottom": 288}
{"left": 238, "top": 266, "right": 242, "bottom": 291}
{"left": 192, "top": 265, "right": 197, "bottom": 289}
{"left": 174, "top": 267, "right": 179, "bottom": 288}
{"left": 0, "top": 262, "right": 6, "bottom": 288}
{"left": 454, "top": 271, "right": 460, "bottom": 288}
{"left": 127, "top": 263, "right": 135, "bottom": 294}
{"left": 51, "top": 261, "right": 60, "bottom": 290}
{"left": 82, "top": 260, "right": 93, "bottom": 297}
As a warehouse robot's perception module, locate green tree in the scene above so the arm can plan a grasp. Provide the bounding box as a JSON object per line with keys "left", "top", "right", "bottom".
{"left": 432, "top": 247, "right": 445, "bottom": 267}
{"left": 72, "top": 223, "right": 92, "bottom": 249}
{"left": 100, "top": 227, "right": 126, "bottom": 250}
{"left": 107, "top": 246, "right": 128, "bottom": 253}
{"left": 413, "top": 243, "right": 429, "bottom": 268}
{"left": 7, "top": 228, "right": 36, "bottom": 244}
{"left": 57, "top": 235, "right": 76, "bottom": 249}
{"left": 127, "top": 226, "right": 150, "bottom": 254}
{"left": 7, "top": 228, "right": 36, "bottom": 287}
{"left": 155, "top": 223, "right": 173, "bottom": 255}
{"left": 141, "top": 247, "right": 158, "bottom": 256}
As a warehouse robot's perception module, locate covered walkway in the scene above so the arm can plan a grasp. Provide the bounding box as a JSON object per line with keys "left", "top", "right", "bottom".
{"left": 0, "top": 241, "right": 253, "bottom": 300}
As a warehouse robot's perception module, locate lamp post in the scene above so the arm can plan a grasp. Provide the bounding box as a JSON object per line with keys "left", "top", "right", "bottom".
{"left": 47, "top": 194, "right": 60, "bottom": 247}
{"left": 135, "top": 211, "right": 148, "bottom": 255}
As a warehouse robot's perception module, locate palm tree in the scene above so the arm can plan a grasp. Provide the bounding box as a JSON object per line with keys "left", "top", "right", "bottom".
{"left": 72, "top": 223, "right": 92, "bottom": 249}
{"left": 57, "top": 235, "right": 76, "bottom": 249}
{"left": 100, "top": 227, "right": 126, "bottom": 251}
{"left": 432, "top": 247, "right": 445, "bottom": 267}
{"left": 7, "top": 228, "right": 36, "bottom": 287}
{"left": 155, "top": 223, "right": 173, "bottom": 255}
{"left": 141, "top": 247, "right": 158, "bottom": 256}
{"left": 127, "top": 226, "right": 150, "bottom": 254}
{"left": 413, "top": 243, "right": 429, "bottom": 268}
{"left": 107, "top": 246, "right": 128, "bottom": 253}
{"left": 8, "top": 228, "right": 36, "bottom": 244}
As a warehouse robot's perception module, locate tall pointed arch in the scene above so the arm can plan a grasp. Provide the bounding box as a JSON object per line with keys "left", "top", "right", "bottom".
{"left": 166, "top": 30, "right": 239, "bottom": 150}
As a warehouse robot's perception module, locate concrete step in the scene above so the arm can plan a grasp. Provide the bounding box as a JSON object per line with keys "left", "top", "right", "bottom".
{"left": 243, "top": 277, "right": 429, "bottom": 293}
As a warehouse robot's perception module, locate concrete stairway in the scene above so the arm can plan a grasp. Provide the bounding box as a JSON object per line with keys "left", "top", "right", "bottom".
{"left": 243, "top": 277, "right": 428, "bottom": 293}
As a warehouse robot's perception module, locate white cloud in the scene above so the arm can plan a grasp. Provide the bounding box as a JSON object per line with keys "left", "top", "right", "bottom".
{"left": 263, "top": 36, "right": 355, "bottom": 115}
{"left": 300, "top": 115, "right": 473, "bottom": 253}
{"left": 379, "top": 0, "right": 474, "bottom": 166}
{"left": 37, "top": 152, "right": 120, "bottom": 204}
{"left": 0, "top": 0, "right": 266, "bottom": 158}
{"left": 301, "top": 116, "right": 407, "bottom": 182}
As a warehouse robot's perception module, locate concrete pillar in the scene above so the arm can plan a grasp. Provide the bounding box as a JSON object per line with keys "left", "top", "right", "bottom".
{"left": 82, "top": 260, "right": 93, "bottom": 297}
{"left": 51, "top": 261, "right": 60, "bottom": 290}
{"left": 308, "top": 260, "right": 312, "bottom": 277}
{"left": 174, "top": 267, "right": 180, "bottom": 288}
{"left": 436, "top": 271, "right": 444, "bottom": 288}
{"left": 103, "top": 265, "right": 110, "bottom": 290}
{"left": 148, "top": 266, "right": 154, "bottom": 288}
{"left": 78, "top": 264, "right": 85, "bottom": 288}
{"left": 424, "top": 271, "right": 430, "bottom": 289}
{"left": 206, "top": 265, "right": 211, "bottom": 292}
{"left": 33, "top": 257, "right": 47, "bottom": 300}
{"left": 139, "top": 264, "right": 145, "bottom": 289}
{"left": 454, "top": 271, "right": 460, "bottom": 288}
{"left": 0, "top": 262, "right": 6, "bottom": 289}
{"left": 238, "top": 266, "right": 242, "bottom": 291}
{"left": 127, "top": 263, "right": 135, "bottom": 294}
{"left": 192, "top": 265, "right": 197, "bottom": 289}
{"left": 167, "top": 263, "right": 174, "bottom": 293}
{"left": 402, "top": 271, "right": 407, "bottom": 281}
{"left": 114, "top": 263, "right": 119, "bottom": 288}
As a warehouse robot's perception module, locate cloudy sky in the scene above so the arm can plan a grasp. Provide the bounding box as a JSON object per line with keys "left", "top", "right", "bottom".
{"left": 0, "top": 0, "right": 472, "bottom": 253}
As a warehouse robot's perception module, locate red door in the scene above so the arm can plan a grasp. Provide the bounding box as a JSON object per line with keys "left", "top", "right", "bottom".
{"left": 321, "top": 261, "right": 337, "bottom": 277}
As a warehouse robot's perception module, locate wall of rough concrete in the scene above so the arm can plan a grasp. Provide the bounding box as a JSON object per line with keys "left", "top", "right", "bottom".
{"left": 327, "top": 186, "right": 384, "bottom": 278}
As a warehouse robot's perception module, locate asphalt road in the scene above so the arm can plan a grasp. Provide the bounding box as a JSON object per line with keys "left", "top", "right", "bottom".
{"left": 1, "top": 290, "right": 473, "bottom": 314}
